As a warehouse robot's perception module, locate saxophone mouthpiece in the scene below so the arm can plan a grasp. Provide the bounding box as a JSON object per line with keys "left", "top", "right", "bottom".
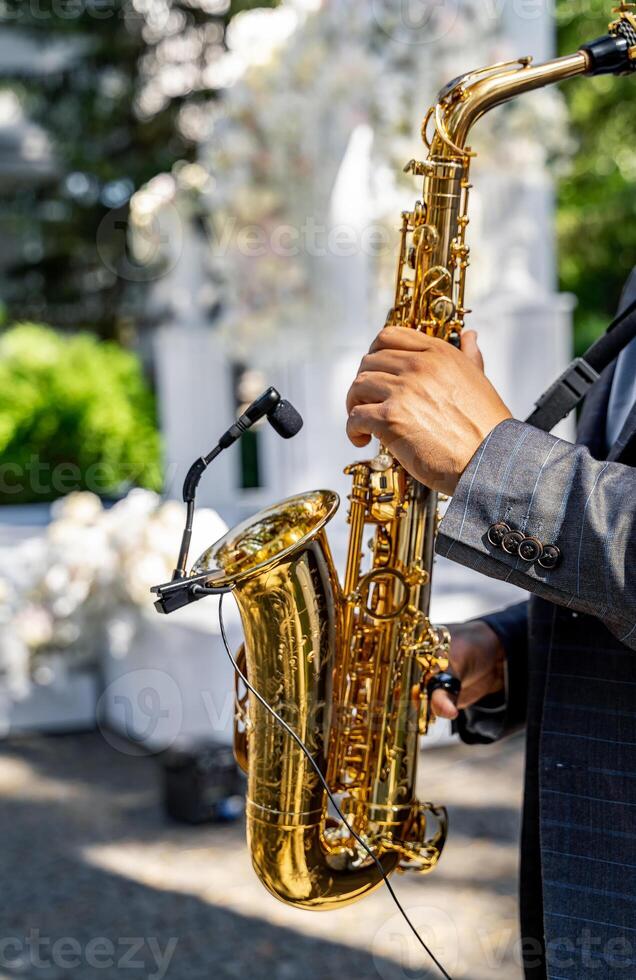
{"left": 582, "top": 24, "right": 636, "bottom": 74}
{"left": 609, "top": 2, "right": 636, "bottom": 67}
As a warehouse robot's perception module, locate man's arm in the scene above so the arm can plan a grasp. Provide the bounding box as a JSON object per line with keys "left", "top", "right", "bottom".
{"left": 346, "top": 324, "right": 636, "bottom": 653}
{"left": 437, "top": 419, "right": 636, "bottom": 650}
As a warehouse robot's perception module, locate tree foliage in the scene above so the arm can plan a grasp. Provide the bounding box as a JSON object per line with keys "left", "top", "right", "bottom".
{"left": 2, "top": 1, "right": 631, "bottom": 353}
{"left": 0, "top": 0, "right": 276, "bottom": 338}
{"left": 556, "top": 0, "right": 636, "bottom": 353}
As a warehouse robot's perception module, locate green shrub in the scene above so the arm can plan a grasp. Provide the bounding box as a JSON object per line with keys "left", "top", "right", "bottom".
{"left": 0, "top": 323, "right": 162, "bottom": 504}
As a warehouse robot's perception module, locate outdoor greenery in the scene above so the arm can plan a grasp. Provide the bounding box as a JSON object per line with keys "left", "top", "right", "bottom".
{"left": 0, "top": 0, "right": 277, "bottom": 339}
{"left": 0, "top": 0, "right": 278, "bottom": 504}
{"left": 0, "top": 2, "right": 631, "bottom": 503}
{"left": 556, "top": 0, "right": 636, "bottom": 353}
{"left": 0, "top": 324, "right": 162, "bottom": 504}
{"left": 0, "top": 2, "right": 630, "bottom": 351}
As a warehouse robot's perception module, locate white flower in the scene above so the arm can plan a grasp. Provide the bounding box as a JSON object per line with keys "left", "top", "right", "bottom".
{"left": 14, "top": 606, "right": 54, "bottom": 651}
{"left": 104, "top": 608, "right": 140, "bottom": 659}
{"left": 51, "top": 621, "right": 81, "bottom": 648}
{"left": 42, "top": 564, "right": 70, "bottom": 596}
{"left": 0, "top": 633, "right": 31, "bottom": 699}
{"left": 226, "top": 7, "right": 300, "bottom": 68}
{"left": 103, "top": 489, "right": 161, "bottom": 549}
{"left": 0, "top": 577, "right": 12, "bottom": 615}
{"left": 50, "top": 491, "right": 103, "bottom": 526}
{"left": 122, "top": 553, "right": 171, "bottom": 607}
{"left": 190, "top": 508, "right": 228, "bottom": 560}
{"left": 1, "top": 483, "right": 229, "bottom": 692}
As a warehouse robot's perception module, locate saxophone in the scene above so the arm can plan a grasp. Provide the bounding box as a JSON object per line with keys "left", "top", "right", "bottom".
{"left": 189, "top": 7, "right": 636, "bottom": 910}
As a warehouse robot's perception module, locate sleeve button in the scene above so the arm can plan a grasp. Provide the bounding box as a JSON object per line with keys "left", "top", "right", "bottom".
{"left": 518, "top": 536, "right": 544, "bottom": 563}
{"left": 487, "top": 522, "right": 510, "bottom": 547}
{"left": 501, "top": 530, "right": 525, "bottom": 555}
{"left": 538, "top": 544, "right": 561, "bottom": 570}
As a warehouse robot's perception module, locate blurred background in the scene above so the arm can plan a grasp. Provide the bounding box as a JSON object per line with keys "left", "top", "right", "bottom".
{"left": 0, "top": 1, "right": 633, "bottom": 977}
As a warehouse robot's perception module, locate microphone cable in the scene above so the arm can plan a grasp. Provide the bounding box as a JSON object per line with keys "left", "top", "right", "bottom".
{"left": 216, "top": 593, "right": 454, "bottom": 980}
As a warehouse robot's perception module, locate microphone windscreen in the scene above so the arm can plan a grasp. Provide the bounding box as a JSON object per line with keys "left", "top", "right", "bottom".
{"left": 268, "top": 400, "right": 303, "bottom": 440}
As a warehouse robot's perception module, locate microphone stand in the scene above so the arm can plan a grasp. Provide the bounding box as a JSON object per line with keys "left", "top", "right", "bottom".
{"left": 152, "top": 387, "right": 303, "bottom": 615}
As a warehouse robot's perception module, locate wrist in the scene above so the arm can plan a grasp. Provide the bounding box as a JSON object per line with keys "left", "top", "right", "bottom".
{"left": 475, "top": 619, "right": 506, "bottom": 693}
{"left": 449, "top": 412, "right": 513, "bottom": 495}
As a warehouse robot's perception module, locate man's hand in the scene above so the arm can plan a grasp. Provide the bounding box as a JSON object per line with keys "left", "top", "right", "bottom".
{"left": 432, "top": 620, "right": 506, "bottom": 720}
{"left": 346, "top": 327, "right": 512, "bottom": 494}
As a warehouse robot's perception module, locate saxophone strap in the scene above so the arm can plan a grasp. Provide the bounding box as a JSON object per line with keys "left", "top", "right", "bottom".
{"left": 526, "top": 298, "right": 636, "bottom": 433}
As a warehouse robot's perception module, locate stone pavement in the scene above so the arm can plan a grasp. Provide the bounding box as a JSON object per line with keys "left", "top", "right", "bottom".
{"left": 0, "top": 731, "right": 526, "bottom": 980}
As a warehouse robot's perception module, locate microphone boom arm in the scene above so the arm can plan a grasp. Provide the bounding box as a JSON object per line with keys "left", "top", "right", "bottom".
{"left": 162, "top": 386, "right": 304, "bottom": 589}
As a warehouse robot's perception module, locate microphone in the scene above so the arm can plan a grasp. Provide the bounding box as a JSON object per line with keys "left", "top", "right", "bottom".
{"left": 268, "top": 399, "right": 303, "bottom": 440}
{"left": 166, "top": 387, "right": 304, "bottom": 588}
{"left": 218, "top": 387, "right": 303, "bottom": 450}
{"left": 183, "top": 388, "right": 303, "bottom": 501}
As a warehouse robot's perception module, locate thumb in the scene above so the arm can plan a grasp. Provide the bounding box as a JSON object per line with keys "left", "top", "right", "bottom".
{"left": 461, "top": 330, "right": 484, "bottom": 372}
{"left": 431, "top": 688, "right": 459, "bottom": 721}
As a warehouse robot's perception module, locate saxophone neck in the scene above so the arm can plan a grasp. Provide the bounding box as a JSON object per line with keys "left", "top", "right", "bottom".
{"left": 430, "top": 52, "right": 587, "bottom": 156}
{"left": 429, "top": 19, "right": 634, "bottom": 158}
{"left": 398, "top": 19, "right": 634, "bottom": 341}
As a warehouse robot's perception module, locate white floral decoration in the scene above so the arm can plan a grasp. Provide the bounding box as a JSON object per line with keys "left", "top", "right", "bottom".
{"left": 0, "top": 491, "right": 227, "bottom": 695}
{"left": 195, "top": 0, "right": 573, "bottom": 359}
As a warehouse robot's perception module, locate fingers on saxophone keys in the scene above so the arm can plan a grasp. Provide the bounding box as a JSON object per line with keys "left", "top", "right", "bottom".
{"left": 433, "top": 692, "right": 459, "bottom": 720}
{"left": 370, "top": 326, "right": 440, "bottom": 354}
{"left": 460, "top": 330, "right": 485, "bottom": 371}
{"left": 346, "top": 372, "right": 395, "bottom": 415}
{"left": 428, "top": 672, "right": 461, "bottom": 721}
{"left": 359, "top": 350, "right": 409, "bottom": 377}
{"left": 346, "top": 404, "right": 377, "bottom": 447}
{"left": 430, "top": 688, "right": 459, "bottom": 721}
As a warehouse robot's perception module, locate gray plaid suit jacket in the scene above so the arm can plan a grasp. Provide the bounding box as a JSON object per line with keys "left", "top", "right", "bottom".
{"left": 436, "top": 268, "right": 636, "bottom": 980}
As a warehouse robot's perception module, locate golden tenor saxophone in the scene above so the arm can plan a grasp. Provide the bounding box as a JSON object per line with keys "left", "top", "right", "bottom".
{"left": 190, "top": 7, "right": 636, "bottom": 910}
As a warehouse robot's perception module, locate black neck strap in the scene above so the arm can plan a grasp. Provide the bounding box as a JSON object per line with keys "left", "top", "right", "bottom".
{"left": 526, "top": 298, "right": 636, "bottom": 433}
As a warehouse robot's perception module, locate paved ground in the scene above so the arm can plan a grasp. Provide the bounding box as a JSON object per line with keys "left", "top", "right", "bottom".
{"left": 0, "top": 731, "right": 526, "bottom": 980}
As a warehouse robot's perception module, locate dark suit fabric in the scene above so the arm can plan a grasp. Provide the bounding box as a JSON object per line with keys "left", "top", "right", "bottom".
{"left": 436, "top": 271, "right": 636, "bottom": 980}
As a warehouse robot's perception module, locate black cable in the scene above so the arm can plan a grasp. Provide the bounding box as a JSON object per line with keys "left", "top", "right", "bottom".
{"left": 217, "top": 593, "right": 453, "bottom": 980}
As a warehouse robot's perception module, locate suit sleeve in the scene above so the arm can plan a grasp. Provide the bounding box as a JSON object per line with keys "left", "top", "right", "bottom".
{"left": 436, "top": 418, "right": 636, "bottom": 651}
{"left": 455, "top": 601, "right": 529, "bottom": 744}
